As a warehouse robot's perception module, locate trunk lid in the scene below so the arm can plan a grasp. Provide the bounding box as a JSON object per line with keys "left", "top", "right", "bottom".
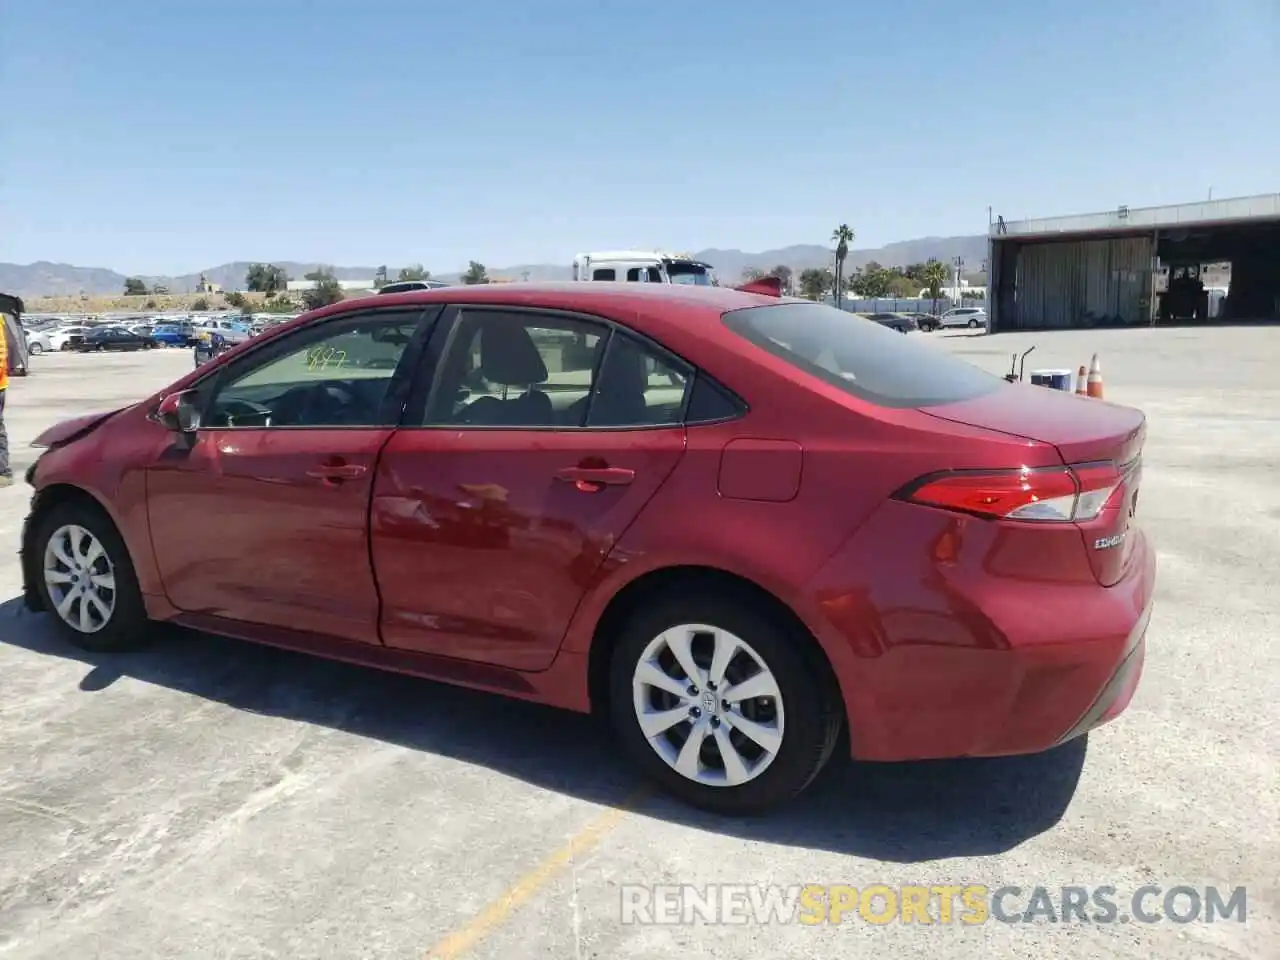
{"left": 924, "top": 382, "right": 1145, "bottom": 464}
{"left": 924, "top": 383, "right": 1146, "bottom": 587}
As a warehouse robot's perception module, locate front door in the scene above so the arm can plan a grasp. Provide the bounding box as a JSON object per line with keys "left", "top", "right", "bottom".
{"left": 146, "top": 307, "right": 434, "bottom": 644}
{"left": 371, "top": 306, "right": 691, "bottom": 671}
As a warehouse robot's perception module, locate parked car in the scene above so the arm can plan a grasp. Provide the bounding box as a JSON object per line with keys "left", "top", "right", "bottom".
{"left": 69, "top": 326, "right": 154, "bottom": 352}
{"left": 150, "top": 323, "right": 195, "bottom": 347}
{"left": 939, "top": 307, "right": 988, "bottom": 329}
{"left": 24, "top": 329, "right": 54, "bottom": 355}
{"left": 864, "top": 312, "right": 918, "bottom": 334}
{"left": 378, "top": 279, "right": 450, "bottom": 294}
{"left": 19, "top": 283, "right": 1153, "bottom": 814}
{"left": 904, "top": 312, "right": 941, "bottom": 332}
{"left": 49, "top": 326, "right": 93, "bottom": 351}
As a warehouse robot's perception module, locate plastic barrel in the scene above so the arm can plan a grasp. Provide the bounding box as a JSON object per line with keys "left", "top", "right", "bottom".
{"left": 1029, "top": 369, "right": 1075, "bottom": 391}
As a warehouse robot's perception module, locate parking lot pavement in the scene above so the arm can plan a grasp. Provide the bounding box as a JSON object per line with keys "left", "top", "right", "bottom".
{"left": 1, "top": 334, "right": 1276, "bottom": 959}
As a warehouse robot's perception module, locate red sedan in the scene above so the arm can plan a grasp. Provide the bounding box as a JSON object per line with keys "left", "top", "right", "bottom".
{"left": 19, "top": 283, "right": 1154, "bottom": 814}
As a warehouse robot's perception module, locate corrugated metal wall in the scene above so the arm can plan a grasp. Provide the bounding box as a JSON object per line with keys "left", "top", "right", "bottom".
{"left": 1007, "top": 236, "right": 1153, "bottom": 329}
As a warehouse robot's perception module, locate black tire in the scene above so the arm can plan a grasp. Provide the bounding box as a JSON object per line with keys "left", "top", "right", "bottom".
{"left": 28, "top": 343, "right": 43, "bottom": 355}
{"left": 608, "top": 592, "right": 844, "bottom": 815}
{"left": 968, "top": 319, "right": 979, "bottom": 328}
{"left": 31, "top": 498, "right": 151, "bottom": 653}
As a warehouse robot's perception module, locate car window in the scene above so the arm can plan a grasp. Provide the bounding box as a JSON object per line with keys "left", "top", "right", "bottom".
{"left": 722, "top": 301, "right": 1002, "bottom": 409}
{"left": 203, "top": 310, "right": 423, "bottom": 429}
{"left": 422, "top": 310, "right": 691, "bottom": 429}
{"left": 587, "top": 333, "right": 691, "bottom": 428}
{"left": 592, "top": 268, "right": 616, "bottom": 281}
{"left": 424, "top": 310, "right": 605, "bottom": 427}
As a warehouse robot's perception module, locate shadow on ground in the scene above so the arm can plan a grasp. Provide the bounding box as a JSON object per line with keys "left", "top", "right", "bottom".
{"left": 1, "top": 596, "right": 1086, "bottom": 863}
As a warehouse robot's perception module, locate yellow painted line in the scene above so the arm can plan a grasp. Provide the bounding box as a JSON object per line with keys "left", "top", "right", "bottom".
{"left": 424, "top": 786, "right": 649, "bottom": 959}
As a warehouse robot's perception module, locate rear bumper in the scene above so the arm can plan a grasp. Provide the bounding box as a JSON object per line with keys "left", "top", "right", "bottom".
{"left": 807, "top": 501, "right": 1157, "bottom": 762}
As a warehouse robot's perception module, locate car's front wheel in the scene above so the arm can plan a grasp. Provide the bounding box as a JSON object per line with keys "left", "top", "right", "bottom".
{"left": 609, "top": 593, "right": 843, "bottom": 815}
{"left": 33, "top": 499, "right": 150, "bottom": 652}
{"left": 28, "top": 342, "right": 43, "bottom": 355}
{"left": 968, "top": 319, "right": 980, "bottom": 328}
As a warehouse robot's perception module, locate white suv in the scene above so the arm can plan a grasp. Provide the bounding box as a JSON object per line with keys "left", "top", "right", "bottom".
{"left": 939, "top": 307, "right": 988, "bottom": 329}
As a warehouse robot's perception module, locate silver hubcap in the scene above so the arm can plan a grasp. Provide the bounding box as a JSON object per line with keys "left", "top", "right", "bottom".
{"left": 632, "top": 624, "right": 785, "bottom": 787}
{"left": 43, "top": 524, "right": 116, "bottom": 634}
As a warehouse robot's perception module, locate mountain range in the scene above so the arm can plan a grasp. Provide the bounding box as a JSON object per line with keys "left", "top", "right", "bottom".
{"left": 0, "top": 234, "right": 990, "bottom": 298}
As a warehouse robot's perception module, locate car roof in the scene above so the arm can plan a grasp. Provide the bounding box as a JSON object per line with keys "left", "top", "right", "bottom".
{"left": 307, "top": 281, "right": 781, "bottom": 337}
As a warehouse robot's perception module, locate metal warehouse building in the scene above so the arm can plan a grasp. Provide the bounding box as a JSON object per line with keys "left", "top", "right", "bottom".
{"left": 988, "top": 193, "right": 1280, "bottom": 332}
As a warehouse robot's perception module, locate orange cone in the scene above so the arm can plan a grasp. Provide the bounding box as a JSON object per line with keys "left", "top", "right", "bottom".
{"left": 1086, "top": 354, "right": 1104, "bottom": 398}
{"left": 1075, "top": 365, "right": 1088, "bottom": 395}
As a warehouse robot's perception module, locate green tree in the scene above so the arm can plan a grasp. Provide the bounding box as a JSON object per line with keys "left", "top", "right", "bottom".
{"left": 849, "top": 261, "right": 894, "bottom": 299}
{"left": 245, "top": 263, "right": 289, "bottom": 295}
{"left": 920, "top": 259, "right": 949, "bottom": 313}
{"left": 461, "top": 261, "right": 489, "bottom": 285}
{"left": 301, "top": 267, "right": 344, "bottom": 310}
{"left": 831, "top": 224, "right": 855, "bottom": 304}
{"left": 225, "top": 291, "right": 247, "bottom": 308}
{"left": 741, "top": 267, "right": 766, "bottom": 283}
{"left": 192, "top": 297, "right": 210, "bottom": 311}
{"left": 398, "top": 264, "right": 429, "bottom": 282}
{"left": 797, "top": 267, "right": 832, "bottom": 301}
{"left": 124, "top": 277, "right": 148, "bottom": 296}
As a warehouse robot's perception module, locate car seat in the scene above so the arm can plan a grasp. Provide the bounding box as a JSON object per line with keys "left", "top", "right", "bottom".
{"left": 461, "top": 319, "right": 553, "bottom": 426}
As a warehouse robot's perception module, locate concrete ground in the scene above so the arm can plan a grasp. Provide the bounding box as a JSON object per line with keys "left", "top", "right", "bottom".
{"left": 0, "top": 331, "right": 1276, "bottom": 960}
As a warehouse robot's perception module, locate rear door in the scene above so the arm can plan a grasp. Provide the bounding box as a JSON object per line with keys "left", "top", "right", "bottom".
{"left": 371, "top": 305, "right": 689, "bottom": 671}
{"left": 146, "top": 306, "right": 439, "bottom": 643}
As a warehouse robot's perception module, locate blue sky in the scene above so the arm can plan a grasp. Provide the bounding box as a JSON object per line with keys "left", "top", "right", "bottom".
{"left": 1, "top": 0, "right": 1276, "bottom": 274}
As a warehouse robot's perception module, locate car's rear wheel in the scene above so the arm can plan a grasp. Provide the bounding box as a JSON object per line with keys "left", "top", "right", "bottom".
{"left": 33, "top": 500, "right": 150, "bottom": 653}
{"left": 28, "top": 342, "right": 43, "bottom": 355}
{"left": 968, "top": 319, "right": 979, "bottom": 328}
{"left": 608, "top": 593, "right": 843, "bottom": 814}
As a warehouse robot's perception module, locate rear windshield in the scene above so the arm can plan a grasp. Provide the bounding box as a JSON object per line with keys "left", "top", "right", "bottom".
{"left": 722, "top": 301, "right": 1002, "bottom": 408}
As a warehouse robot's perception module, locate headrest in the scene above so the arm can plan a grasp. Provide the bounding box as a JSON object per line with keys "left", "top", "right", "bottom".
{"left": 478, "top": 318, "right": 548, "bottom": 386}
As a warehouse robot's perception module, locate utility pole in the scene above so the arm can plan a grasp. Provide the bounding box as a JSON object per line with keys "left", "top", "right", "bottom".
{"left": 953, "top": 255, "right": 964, "bottom": 302}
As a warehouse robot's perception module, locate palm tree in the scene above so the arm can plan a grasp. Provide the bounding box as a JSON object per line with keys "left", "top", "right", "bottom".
{"left": 831, "top": 224, "right": 855, "bottom": 307}
{"left": 921, "top": 259, "right": 949, "bottom": 315}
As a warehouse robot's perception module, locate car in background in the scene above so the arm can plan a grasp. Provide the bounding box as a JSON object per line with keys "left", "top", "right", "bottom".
{"left": 24, "top": 329, "right": 54, "bottom": 355}
{"left": 939, "top": 307, "right": 988, "bottom": 329}
{"left": 377, "top": 279, "right": 450, "bottom": 294}
{"left": 150, "top": 323, "right": 195, "bottom": 347}
{"left": 193, "top": 317, "right": 253, "bottom": 344}
{"left": 19, "top": 282, "right": 1153, "bottom": 815}
{"left": 864, "top": 312, "right": 918, "bottom": 334}
{"left": 69, "top": 325, "right": 154, "bottom": 352}
{"left": 49, "top": 326, "right": 93, "bottom": 351}
{"left": 902, "top": 312, "right": 942, "bottom": 332}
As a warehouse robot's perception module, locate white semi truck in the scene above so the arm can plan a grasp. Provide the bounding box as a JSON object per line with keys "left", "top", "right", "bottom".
{"left": 571, "top": 250, "right": 717, "bottom": 286}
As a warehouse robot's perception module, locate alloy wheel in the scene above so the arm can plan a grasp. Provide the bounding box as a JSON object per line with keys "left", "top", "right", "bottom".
{"left": 43, "top": 524, "right": 117, "bottom": 634}
{"left": 631, "top": 624, "right": 785, "bottom": 787}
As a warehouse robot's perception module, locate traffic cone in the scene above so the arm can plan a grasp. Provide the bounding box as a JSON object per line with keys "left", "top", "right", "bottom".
{"left": 1086, "top": 354, "right": 1104, "bottom": 399}
{"left": 1075, "top": 365, "right": 1088, "bottom": 395}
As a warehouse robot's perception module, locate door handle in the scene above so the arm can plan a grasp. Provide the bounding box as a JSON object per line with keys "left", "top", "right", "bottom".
{"left": 554, "top": 466, "right": 635, "bottom": 491}
{"left": 307, "top": 462, "right": 367, "bottom": 482}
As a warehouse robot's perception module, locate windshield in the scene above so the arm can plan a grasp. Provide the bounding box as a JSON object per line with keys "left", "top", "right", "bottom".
{"left": 722, "top": 300, "right": 1002, "bottom": 408}
{"left": 665, "top": 260, "right": 713, "bottom": 285}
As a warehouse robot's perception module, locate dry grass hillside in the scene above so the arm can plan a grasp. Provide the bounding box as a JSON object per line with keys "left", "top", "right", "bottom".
{"left": 25, "top": 291, "right": 304, "bottom": 315}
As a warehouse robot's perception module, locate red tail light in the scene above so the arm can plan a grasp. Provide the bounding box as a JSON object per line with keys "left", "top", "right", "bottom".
{"left": 901, "top": 463, "right": 1122, "bottom": 522}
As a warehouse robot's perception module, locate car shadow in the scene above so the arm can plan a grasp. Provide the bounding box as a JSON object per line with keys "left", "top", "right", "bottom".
{"left": 0, "top": 596, "right": 1086, "bottom": 863}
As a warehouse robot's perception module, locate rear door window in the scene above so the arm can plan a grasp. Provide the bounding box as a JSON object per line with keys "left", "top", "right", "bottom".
{"left": 722, "top": 301, "right": 1002, "bottom": 408}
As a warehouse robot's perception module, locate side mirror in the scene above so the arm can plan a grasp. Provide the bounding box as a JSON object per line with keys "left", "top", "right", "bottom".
{"left": 156, "top": 390, "right": 202, "bottom": 433}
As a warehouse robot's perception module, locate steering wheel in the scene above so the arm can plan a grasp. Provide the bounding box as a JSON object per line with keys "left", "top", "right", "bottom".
{"left": 274, "top": 383, "right": 355, "bottom": 426}
{"left": 220, "top": 399, "right": 274, "bottom": 428}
